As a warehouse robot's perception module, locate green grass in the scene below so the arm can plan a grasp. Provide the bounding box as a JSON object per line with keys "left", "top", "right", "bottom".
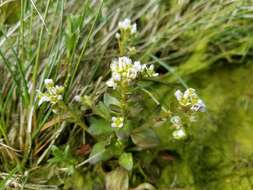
{"left": 0, "top": 0, "right": 253, "bottom": 189}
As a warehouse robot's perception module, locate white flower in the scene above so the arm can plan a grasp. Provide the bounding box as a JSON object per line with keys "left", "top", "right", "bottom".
{"left": 172, "top": 128, "right": 186, "bottom": 140}
{"left": 106, "top": 79, "right": 117, "bottom": 89}
{"left": 149, "top": 65, "right": 154, "bottom": 70}
{"left": 191, "top": 99, "right": 206, "bottom": 112}
{"left": 115, "top": 32, "right": 120, "bottom": 39}
{"left": 184, "top": 88, "right": 197, "bottom": 101}
{"left": 37, "top": 79, "right": 64, "bottom": 106}
{"left": 118, "top": 18, "right": 131, "bottom": 30}
{"left": 112, "top": 73, "right": 121, "bottom": 81}
{"left": 119, "top": 56, "right": 132, "bottom": 65}
{"left": 74, "top": 95, "right": 81, "bottom": 102}
{"left": 108, "top": 57, "right": 136, "bottom": 86}
{"left": 170, "top": 116, "right": 182, "bottom": 128}
{"left": 111, "top": 116, "right": 124, "bottom": 128}
{"left": 127, "top": 69, "right": 138, "bottom": 80}
{"left": 118, "top": 18, "right": 137, "bottom": 34}
{"left": 133, "top": 61, "right": 142, "bottom": 72}
{"left": 44, "top": 79, "right": 54, "bottom": 86}
{"left": 38, "top": 94, "right": 50, "bottom": 106}
{"left": 141, "top": 64, "right": 147, "bottom": 71}
{"left": 175, "top": 90, "right": 183, "bottom": 101}
{"left": 57, "top": 95, "right": 63, "bottom": 101}
{"left": 175, "top": 88, "right": 206, "bottom": 112}
{"left": 107, "top": 57, "right": 159, "bottom": 90}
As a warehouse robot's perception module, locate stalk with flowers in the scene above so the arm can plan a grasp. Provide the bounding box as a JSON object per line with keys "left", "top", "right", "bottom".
{"left": 36, "top": 17, "right": 206, "bottom": 189}
{"left": 106, "top": 19, "right": 159, "bottom": 133}
{"left": 105, "top": 18, "right": 206, "bottom": 141}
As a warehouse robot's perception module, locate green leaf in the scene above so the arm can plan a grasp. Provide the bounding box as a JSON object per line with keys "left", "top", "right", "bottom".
{"left": 131, "top": 128, "right": 160, "bottom": 149}
{"left": 105, "top": 168, "right": 129, "bottom": 190}
{"left": 88, "top": 141, "right": 112, "bottom": 164}
{"left": 88, "top": 118, "right": 113, "bottom": 136}
{"left": 94, "top": 102, "right": 111, "bottom": 120}
{"left": 104, "top": 93, "right": 120, "bottom": 108}
{"left": 115, "top": 120, "right": 132, "bottom": 140}
{"left": 48, "top": 145, "right": 76, "bottom": 175}
{"left": 119, "top": 153, "right": 133, "bottom": 171}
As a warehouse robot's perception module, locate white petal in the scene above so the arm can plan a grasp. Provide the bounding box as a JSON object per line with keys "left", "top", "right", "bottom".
{"left": 112, "top": 117, "right": 117, "bottom": 122}
{"left": 133, "top": 61, "right": 142, "bottom": 72}
{"left": 119, "top": 18, "right": 131, "bottom": 30}
{"left": 74, "top": 95, "right": 81, "bottom": 102}
{"left": 44, "top": 79, "right": 54, "bottom": 86}
{"left": 131, "top": 23, "right": 137, "bottom": 34}
{"left": 106, "top": 79, "right": 117, "bottom": 88}
{"left": 38, "top": 96, "right": 50, "bottom": 106}
{"left": 115, "top": 32, "right": 120, "bottom": 39}
{"left": 57, "top": 95, "right": 63, "bottom": 100}
{"left": 172, "top": 128, "right": 186, "bottom": 140}
{"left": 112, "top": 73, "right": 121, "bottom": 81}
{"left": 175, "top": 90, "right": 183, "bottom": 101}
{"left": 191, "top": 99, "right": 206, "bottom": 112}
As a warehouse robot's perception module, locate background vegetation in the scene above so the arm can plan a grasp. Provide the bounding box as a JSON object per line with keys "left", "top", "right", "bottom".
{"left": 0, "top": 0, "right": 253, "bottom": 189}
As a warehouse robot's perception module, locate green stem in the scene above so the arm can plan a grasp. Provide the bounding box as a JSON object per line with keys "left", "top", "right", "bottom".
{"left": 140, "top": 87, "right": 168, "bottom": 113}
{"left": 119, "top": 82, "right": 128, "bottom": 117}
{"left": 24, "top": 0, "right": 51, "bottom": 166}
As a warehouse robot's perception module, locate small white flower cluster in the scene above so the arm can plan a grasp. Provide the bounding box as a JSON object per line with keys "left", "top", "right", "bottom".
{"left": 115, "top": 18, "right": 137, "bottom": 40}
{"left": 118, "top": 18, "right": 137, "bottom": 34}
{"left": 106, "top": 56, "right": 158, "bottom": 89}
{"left": 37, "top": 79, "right": 64, "bottom": 106}
{"left": 111, "top": 116, "right": 124, "bottom": 128}
{"left": 175, "top": 88, "right": 206, "bottom": 112}
{"left": 170, "top": 116, "right": 186, "bottom": 140}
{"left": 170, "top": 88, "right": 206, "bottom": 140}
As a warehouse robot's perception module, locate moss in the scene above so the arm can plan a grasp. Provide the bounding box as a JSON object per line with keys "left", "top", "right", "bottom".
{"left": 150, "top": 63, "right": 253, "bottom": 189}
{"left": 184, "top": 63, "right": 253, "bottom": 189}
